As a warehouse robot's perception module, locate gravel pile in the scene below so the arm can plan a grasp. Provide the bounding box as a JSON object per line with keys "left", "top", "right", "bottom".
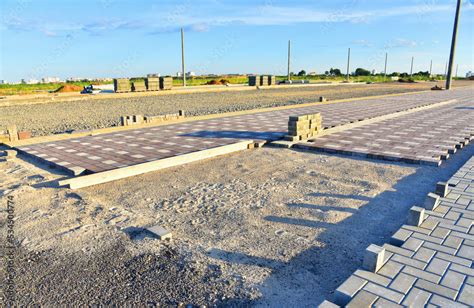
{"left": 0, "top": 82, "right": 446, "bottom": 137}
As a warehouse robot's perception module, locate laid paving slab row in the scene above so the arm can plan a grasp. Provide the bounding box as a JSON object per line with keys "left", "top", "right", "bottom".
{"left": 14, "top": 87, "right": 474, "bottom": 177}
{"left": 295, "top": 97, "right": 474, "bottom": 166}
{"left": 321, "top": 156, "right": 474, "bottom": 307}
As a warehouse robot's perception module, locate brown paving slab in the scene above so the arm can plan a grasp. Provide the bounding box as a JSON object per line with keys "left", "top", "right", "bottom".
{"left": 15, "top": 87, "right": 474, "bottom": 174}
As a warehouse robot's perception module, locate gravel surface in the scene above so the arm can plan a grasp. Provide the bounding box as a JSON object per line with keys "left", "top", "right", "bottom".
{"left": 2, "top": 144, "right": 474, "bottom": 306}
{"left": 7, "top": 242, "right": 252, "bottom": 306}
{"left": 0, "top": 81, "right": 459, "bottom": 137}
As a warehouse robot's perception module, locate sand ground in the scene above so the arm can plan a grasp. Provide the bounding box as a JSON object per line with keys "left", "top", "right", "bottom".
{"left": 1, "top": 142, "right": 474, "bottom": 306}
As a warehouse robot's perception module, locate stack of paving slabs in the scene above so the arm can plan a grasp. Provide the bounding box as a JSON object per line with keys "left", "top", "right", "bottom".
{"left": 0, "top": 150, "right": 17, "bottom": 161}
{"left": 145, "top": 77, "right": 160, "bottom": 91}
{"left": 159, "top": 77, "right": 173, "bottom": 90}
{"left": 132, "top": 80, "right": 147, "bottom": 92}
{"left": 6, "top": 125, "right": 18, "bottom": 142}
{"left": 0, "top": 131, "right": 9, "bottom": 144}
{"left": 284, "top": 113, "right": 322, "bottom": 142}
{"left": 145, "top": 110, "right": 185, "bottom": 123}
{"left": 268, "top": 75, "right": 276, "bottom": 86}
{"left": 260, "top": 75, "right": 270, "bottom": 86}
{"left": 121, "top": 115, "right": 144, "bottom": 126}
{"left": 114, "top": 78, "right": 131, "bottom": 93}
{"left": 248, "top": 75, "right": 259, "bottom": 86}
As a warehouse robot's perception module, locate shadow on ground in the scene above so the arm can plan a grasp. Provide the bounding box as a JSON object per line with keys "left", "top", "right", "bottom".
{"left": 210, "top": 143, "right": 474, "bottom": 306}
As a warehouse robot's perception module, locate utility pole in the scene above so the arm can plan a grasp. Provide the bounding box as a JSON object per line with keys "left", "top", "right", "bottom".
{"left": 287, "top": 40, "right": 291, "bottom": 82}
{"left": 346, "top": 47, "right": 351, "bottom": 81}
{"left": 456, "top": 64, "right": 459, "bottom": 78}
{"left": 384, "top": 52, "right": 388, "bottom": 80}
{"left": 429, "top": 60, "right": 433, "bottom": 77}
{"left": 181, "top": 28, "right": 186, "bottom": 87}
{"left": 410, "top": 56, "right": 414, "bottom": 76}
{"left": 445, "top": 61, "right": 448, "bottom": 78}
{"left": 446, "top": 0, "right": 462, "bottom": 90}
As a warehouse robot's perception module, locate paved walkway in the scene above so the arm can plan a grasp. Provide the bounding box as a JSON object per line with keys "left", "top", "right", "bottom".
{"left": 296, "top": 98, "right": 474, "bottom": 166}
{"left": 322, "top": 156, "right": 474, "bottom": 307}
{"left": 16, "top": 87, "right": 473, "bottom": 174}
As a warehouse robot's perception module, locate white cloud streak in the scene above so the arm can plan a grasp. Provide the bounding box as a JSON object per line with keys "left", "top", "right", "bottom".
{"left": 1, "top": 2, "right": 472, "bottom": 36}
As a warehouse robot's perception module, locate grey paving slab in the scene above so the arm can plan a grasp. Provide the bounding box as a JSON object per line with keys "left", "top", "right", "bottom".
{"left": 296, "top": 93, "right": 474, "bottom": 166}
{"left": 324, "top": 156, "right": 474, "bottom": 307}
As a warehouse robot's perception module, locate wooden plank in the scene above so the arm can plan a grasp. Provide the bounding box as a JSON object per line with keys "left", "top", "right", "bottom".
{"left": 58, "top": 141, "right": 252, "bottom": 189}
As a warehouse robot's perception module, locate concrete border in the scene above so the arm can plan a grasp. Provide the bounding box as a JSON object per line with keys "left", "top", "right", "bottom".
{"left": 58, "top": 140, "right": 252, "bottom": 189}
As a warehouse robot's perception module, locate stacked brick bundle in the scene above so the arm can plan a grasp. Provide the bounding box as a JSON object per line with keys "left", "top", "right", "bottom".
{"left": 113, "top": 78, "right": 131, "bottom": 93}
{"left": 144, "top": 110, "right": 185, "bottom": 124}
{"left": 120, "top": 111, "right": 185, "bottom": 126}
{"left": 248, "top": 75, "right": 277, "bottom": 86}
{"left": 145, "top": 77, "right": 160, "bottom": 91}
{"left": 160, "top": 77, "right": 173, "bottom": 90}
{"left": 248, "top": 75, "right": 259, "bottom": 86}
{"left": 268, "top": 75, "right": 276, "bottom": 85}
{"left": 120, "top": 115, "right": 144, "bottom": 126}
{"left": 132, "top": 80, "right": 147, "bottom": 92}
{"left": 260, "top": 75, "right": 270, "bottom": 86}
{"left": 284, "top": 113, "right": 322, "bottom": 142}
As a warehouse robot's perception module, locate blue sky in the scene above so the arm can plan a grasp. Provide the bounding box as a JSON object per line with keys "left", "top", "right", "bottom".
{"left": 0, "top": 0, "right": 473, "bottom": 82}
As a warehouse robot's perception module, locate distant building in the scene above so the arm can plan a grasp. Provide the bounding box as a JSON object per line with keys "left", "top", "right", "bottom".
{"left": 42, "top": 77, "right": 61, "bottom": 83}
{"left": 67, "top": 77, "right": 84, "bottom": 82}
{"left": 25, "top": 79, "right": 39, "bottom": 84}
{"left": 308, "top": 72, "right": 318, "bottom": 76}
{"left": 466, "top": 71, "right": 473, "bottom": 78}
{"left": 176, "top": 72, "right": 182, "bottom": 77}
{"left": 186, "top": 71, "right": 196, "bottom": 77}
{"left": 0, "top": 80, "right": 5, "bottom": 84}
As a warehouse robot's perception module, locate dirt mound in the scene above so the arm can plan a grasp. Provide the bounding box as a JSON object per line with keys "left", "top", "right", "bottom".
{"left": 54, "top": 84, "right": 83, "bottom": 93}
{"left": 206, "top": 79, "right": 230, "bottom": 85}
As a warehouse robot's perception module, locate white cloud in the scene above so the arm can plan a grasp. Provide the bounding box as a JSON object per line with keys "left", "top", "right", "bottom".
{"left": 385, "top": 38, "right": 418, "bottom": 48}
{"left": 2, "top": 2, "right": 472, "bottom": 36}
{"left": 352, "top": 39, "right": 372, "bottom": 47}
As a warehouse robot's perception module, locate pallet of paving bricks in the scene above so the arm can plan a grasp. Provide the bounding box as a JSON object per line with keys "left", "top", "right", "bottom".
{"left": 145, "top": 77, "right": 160, "bottom": 91}
{"left": 131, "top": 80, "right": 147, "bottom": 92}
{"left": 120, "top": 115, "right": 144, "bottom": 126}
{"left": 268, "top": 75, "right": 276, "bottom": 86}
{"left": 260, "top": 75, "right": 269, "bottom": 86}
{"left": 284, "top": 113, "right": 322, "bottom": 142}
{"left": 248, "top": 75, "right": 259, "bottom": 86}
{"left": 113, "top": 78, "right": 131, "bottom": 93}
{"left": 159, "top": 77, "right": 173, "bottom": 90}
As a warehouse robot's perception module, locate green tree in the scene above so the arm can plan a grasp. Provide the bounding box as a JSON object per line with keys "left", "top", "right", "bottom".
{"left": 354, "top": 68, "right": 371, "bottom": 76}
{"left": 329, "top": 68, "right": 342, "bottom": 76}
{"left": 298, "top": 70, "right": 307, "bottom": 76}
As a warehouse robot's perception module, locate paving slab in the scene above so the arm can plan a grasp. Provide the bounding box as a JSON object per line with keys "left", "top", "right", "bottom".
{"left": 15, "top": 88, "right": 473, "bottom": 176}
{"left": 296, "top": 97, "right": 474, "bottom": 166}
{"left": 324, "top": 155, "right": 474, "bottom": 307}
